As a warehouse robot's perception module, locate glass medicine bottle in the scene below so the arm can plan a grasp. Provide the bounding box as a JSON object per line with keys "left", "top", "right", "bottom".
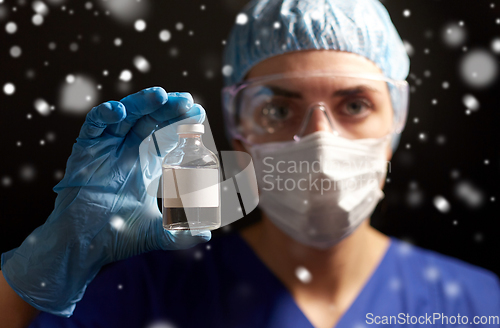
{"left": 162, "top": 124, "right": 221, "bottom": 231}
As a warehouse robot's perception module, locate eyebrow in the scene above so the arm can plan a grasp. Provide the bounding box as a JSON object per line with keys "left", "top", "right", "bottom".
{"left": 263, "top": 85, "right": 380, "bottom": 98}
{"left": 265, "top": 85, "right": 302, "bottom": 98}
{"left": 333, "top": 85, "right": 380, "bottom": 97}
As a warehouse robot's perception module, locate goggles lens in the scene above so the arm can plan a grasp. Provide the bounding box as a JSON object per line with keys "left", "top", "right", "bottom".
{"left": 223, "top": 72, "right": 408, "bottom": 144}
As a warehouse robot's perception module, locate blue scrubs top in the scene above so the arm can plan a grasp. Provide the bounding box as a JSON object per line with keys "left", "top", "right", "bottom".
{"left": 29, "top": 233, "right": 500, "bottom": 327}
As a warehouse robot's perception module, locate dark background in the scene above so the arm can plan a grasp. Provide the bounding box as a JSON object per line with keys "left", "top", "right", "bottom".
{"left": 0, "top": 0, "right": 499, "bottom": 275}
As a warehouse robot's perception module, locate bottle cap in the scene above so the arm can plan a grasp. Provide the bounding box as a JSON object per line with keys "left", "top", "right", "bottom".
{"left": 177, "top": 124, "right": 205, "bottom": 134}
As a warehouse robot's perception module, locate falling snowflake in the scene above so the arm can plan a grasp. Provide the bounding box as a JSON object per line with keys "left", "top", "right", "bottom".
{"left": 169, "top": 47, "right": 179, "bottom": 57}
{"left": 433, "top": 195, "right": 450, "bottom": 213}
{"left": 406, "top": 187, "right": 423, "bottom": 208}
{"left": 436, "top": 135, "right": 446, "bottom": 145}
{"left": 145, "top": 321, "right": 177, "bottom": 328}
{"left": 491, "top": 38, "right": 500, "bottom": 54}
{"left": 455, "top": 181, "right": 484, "bottom": 208}
{"left": 59, "top": 74, "right": 98, "bottom": 114}
{"left": 389, "top": 277, "right": 401, "bottom": 291}
{"left": 236, "top": 13, "right": 248, "bottom": 25}
{"left": 34, "top": 98, "right": 50, "bottom": 116}
{"left": 3, "top": 83, "right": 15, "bottom": 95}
{"left": 423, "top": 266, "right": 440, "bottom": 282}
{"left": 159, "top": 29, "right": 171, "bottom": 42}
{"left": 2, "top": 176, "right": 12, "bottom": 187}
{"left": 459, "top": 49, "right": 498, "bottom": 89}
{"left": 110, "top": 216, "right": 125, "bottom": 230}
{"left": 222, "top": 65, "right": 233, "bottom": 77}
{"left": 9, "top": 45, "right": 21, "bottom": 58}
{"left": 54, "top": 170, "right": 64, "bottom": 180}
{"left": 295, "top": 266, "right": 312, "bottom": 283}
{"left": 133, "top": 56, "right": 150, "bottom": 73}
{"left": 32, "top": 14, "right": 44, "bottom": 26}
{"left": 462, "top": 94, "right": 480, "bottom": 111}
{"left": 134, "top": 19, "right": 146, "bottom": 32}
{"left": 397, "top": 241, "right": 413, "bottom": 256}
{"left": 96, "top": 0, "right": 149, "bottom": 24}
{"left": 119, "top": 70, "right": 133, "bottom": 82}
{"left": 441, "top": 22, "right": 467, "bottom": 47}
{"left": 444, "top": 281, "right": 461, "bottom": 298}
{"left": 32, "top": 1, "right": 49, "bottom": 15}
{"left": 5, "top": 22, "right": 18, "bottom": 34}
{"left": 66, "top": 74, "right": 75, "bottom": 83}
{"left": 19, "top": 165, "right": 36, "bottom": 181}
{"left": 46, "top": 132, "right": 56, "bottom": 142}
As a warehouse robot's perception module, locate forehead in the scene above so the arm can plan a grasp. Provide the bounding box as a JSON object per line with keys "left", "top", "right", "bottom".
{"left": 249, "top": 75, "right": 388, "bottom": 99}
{"left": 246, "top": 50, "right": 383, "bottom": 80}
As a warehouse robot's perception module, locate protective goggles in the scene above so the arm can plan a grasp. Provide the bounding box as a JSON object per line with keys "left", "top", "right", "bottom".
{"left": 222, "top": 70, "right": 409, "bottom": 144}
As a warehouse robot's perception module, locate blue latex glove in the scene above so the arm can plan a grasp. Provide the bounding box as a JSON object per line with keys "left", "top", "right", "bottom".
{"left": 1, "top": 87, "right": 211, "bottom": 317}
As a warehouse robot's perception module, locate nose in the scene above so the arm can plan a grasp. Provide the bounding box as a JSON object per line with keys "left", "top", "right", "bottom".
{"left": 294, "top": 103, "right": 335, "bottom": 140}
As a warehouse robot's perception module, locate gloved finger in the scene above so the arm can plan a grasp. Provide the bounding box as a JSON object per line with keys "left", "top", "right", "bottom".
{"left": 150, "top": 92, "right": 194, "bottom": 122}
{"left": 152, "top": 104, "right": 206, "bottom": 156}
{"left": 105, "top": 87, "right": 168, "bottom": 137}
{"left": 129, "top": 93, "right": 194, "bottom": 140}
{"left": 136, "top": 92, "right": 193, "bottom": 140}
{"left": 78, "top": 101, "right": 126, "bottom": 139}
{"left": 166, "top": 103, "right": 206, "bottom": 126}
{"left": 154, "top": 103, "right": 206, "bottom": 133}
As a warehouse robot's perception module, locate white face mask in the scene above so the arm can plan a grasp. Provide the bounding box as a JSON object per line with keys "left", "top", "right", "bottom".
{"left": 248, "top": 131, "right": 390, "bottom": 249}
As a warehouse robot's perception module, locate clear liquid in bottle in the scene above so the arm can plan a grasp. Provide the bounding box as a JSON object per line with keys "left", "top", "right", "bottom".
{"left": 162, "top": 124, "right": 221, "bottom": 231}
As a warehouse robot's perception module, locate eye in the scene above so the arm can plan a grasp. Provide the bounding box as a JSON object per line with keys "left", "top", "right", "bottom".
{"left": 261, "top": 101, "right": 292, "bottom": 122}
{"left": 341, "top": 99, "right": 373, "bottom": 117}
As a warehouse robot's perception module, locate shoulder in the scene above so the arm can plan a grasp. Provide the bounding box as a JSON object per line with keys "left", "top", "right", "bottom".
{"left": 388, "top": 237, "right": 500, "bottom": 315}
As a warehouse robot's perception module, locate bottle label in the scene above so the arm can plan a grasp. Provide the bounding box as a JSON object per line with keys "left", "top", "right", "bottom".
{"left": 162, "top": 168, "right": 220, "bottom": 208}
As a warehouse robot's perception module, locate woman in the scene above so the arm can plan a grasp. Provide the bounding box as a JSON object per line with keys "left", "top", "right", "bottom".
{"left": 1, "top": 0, "right": 499, "bottom": 327}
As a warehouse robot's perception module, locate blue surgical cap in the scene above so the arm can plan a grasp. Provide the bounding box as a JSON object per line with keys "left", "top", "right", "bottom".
{"left": 222, "top": 0, "right": 410, "bottom": 151}
{"left": 222, "top": 0, "right": 410, "bottom": 86}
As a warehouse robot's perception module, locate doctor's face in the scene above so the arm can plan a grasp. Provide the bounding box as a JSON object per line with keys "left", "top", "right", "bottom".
{"left": 232, "top": 50, "right": 394, "bottom": 161}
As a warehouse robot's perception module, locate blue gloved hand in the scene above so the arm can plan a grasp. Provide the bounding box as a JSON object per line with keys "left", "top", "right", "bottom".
{"left": 1, "top": 87, "right": 211, "bottom": 317}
